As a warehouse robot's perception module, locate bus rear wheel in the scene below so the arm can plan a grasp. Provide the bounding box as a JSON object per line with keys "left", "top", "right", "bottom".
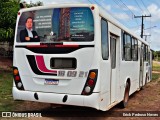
{"left": 145, "top": 74, "right": 148, "bottom": 85}
{"left": 121, "top": 82, "right": 130, "bottom": 108}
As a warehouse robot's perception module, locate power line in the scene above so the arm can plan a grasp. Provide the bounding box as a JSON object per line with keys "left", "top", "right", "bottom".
{"left": 134, "top": 15, "right": 151, "bottom": 38}
{"left": 92, "top": 0, "right": 131, "bottom": 28}
{"left": 135, "top": 0, "right": 152, "bottom": 41}
{"left": 112, "top": 0, "right": 133, "bottom": 27}
{"left": 118, "top": 0, "right": 135, "bottom": 15}
{"left": 140, "top": 0, "right": 150, "bottom": 14}
{"left": 113, "top": 0, "right": 131, "bottom": 16}
{"left": 116, "top": 0, "right": 139, "bottom": 26}
{"left": 112, "top": 0, "right": 122, "bottom": 10}
{"left": 92, "top": 0, "right": 151, "bottom": 31}
{"left": 92, "top": 0, "right": 108, "bottom": 11}
{"left": 134, "top": 0, "right": 143, "bottom": 13}
{"left": 87, "top": 0, "right": 92, "bottom": 4}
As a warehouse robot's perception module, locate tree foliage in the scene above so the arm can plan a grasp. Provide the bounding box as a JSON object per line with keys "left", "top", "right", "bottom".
{"left": 0, "top": 0, "right": 43, "bottom": 43}
{"left": 153, "top": 51, "right": 160, "bottom": 61}
{"left": 0, "top": 0, "right": 19, "bottom": 42}
{"left": 26, "top": 1, "right": 43, "bottom": 7}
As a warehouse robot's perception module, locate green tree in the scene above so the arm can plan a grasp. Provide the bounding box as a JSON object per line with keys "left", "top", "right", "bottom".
{"left": 26, "top": 1, "right": 43, "bottom": 7}
{"left": 0, "top": 0, "right": 43, "bottom": 43}
{"left": 0, "top": 0, "right": 19, "bottom": 43}
{"left": 153, "top": 51, "right": 160, "bottom": 61}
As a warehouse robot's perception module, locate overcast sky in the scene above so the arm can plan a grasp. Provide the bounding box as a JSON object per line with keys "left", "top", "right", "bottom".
{"left": 23, "top": 0, "right": 160, "bottom": 51}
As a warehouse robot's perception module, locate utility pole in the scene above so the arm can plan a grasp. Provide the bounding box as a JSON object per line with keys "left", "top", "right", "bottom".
{"left": 134, "top": 15, "right": 151, "bottom": 38}
{"left": 143, "top": 35, "right": 151, "bottom": 41}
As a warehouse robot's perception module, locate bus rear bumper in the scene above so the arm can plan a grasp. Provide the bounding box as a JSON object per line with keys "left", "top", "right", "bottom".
{"left": 12, "top": 87, "right": 100, "bottom": 110}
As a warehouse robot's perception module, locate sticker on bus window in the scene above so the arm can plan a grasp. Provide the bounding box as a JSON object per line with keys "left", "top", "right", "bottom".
{"left": 17, "top": 7, "right": 94, "bottom": 43}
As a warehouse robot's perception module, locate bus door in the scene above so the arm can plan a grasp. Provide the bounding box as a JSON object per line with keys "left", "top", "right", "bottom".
{"left": 110, "top": 34, "right": 119, "bottom": 103}
{"left": 139, "top": 44, "right": 144, "bottom": 87}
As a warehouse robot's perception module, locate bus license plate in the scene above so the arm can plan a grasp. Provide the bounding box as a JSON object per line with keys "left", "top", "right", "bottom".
{"left": 44, "top": 79, "right": 59, "bottom": 85}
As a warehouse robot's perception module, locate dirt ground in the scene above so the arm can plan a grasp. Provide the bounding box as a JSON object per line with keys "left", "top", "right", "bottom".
{"left": 0, "top": 57, "right": 160, "bottom": 120}
{"left": 14, "top": 77, "right": 160, "bottom": 120}
{"left": 0, "top": 57, "right": 12, "bottom": 72}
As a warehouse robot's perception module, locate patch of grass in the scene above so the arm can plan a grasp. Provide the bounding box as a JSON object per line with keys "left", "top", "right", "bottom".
{"left": 0, "top": 72, "right": 23, "bottom": 111}
{"left": 0, "top": 72, "right": 14, "bottom": 111}
{"left": 152, "top": 61, "right": 160, "bottom": 72}
{"left": 152, "top": 66, "right": 160, "bottom": 72}
{"left": 152, "top": 73, "right": 160, "bottom": 81}
{"left": 152, "top": 61, "right": 160, "bottom": 81}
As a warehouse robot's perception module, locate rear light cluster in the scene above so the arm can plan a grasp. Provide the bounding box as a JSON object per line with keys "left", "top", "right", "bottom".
{"left": 91, "top": 6, "right": 95, "bottom": 10}
{"left": 81, "top": 69, "right": 98, "bottom": 95}
{"left": 13, "top": 67, "right": 24, "bottom": 90}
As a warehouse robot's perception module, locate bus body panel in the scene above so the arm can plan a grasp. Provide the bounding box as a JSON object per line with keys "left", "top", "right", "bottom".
{"left": 14, "top": 47, "right": 96, "bottom": 94}
{"left": 120, "top": 61, "right": 140, "bottom": 94}
{"left": 12, "top": 86, "right": 100, "bottom": 110}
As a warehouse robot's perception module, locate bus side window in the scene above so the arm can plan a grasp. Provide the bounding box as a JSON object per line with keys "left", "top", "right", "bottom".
{"left": 143, "top": 44, "right": 148, "bottom": 61}
{"left": 123, "top": 33, "right": 132, "bottom": 61}
{"left": 121, "top": 30, "right": 124, "bottom": 60}
{"left": 146, "top": 45, "right": 148, "bottom": 61}
{"left": 132, "top": 38, "right": 138, "bottom": 61}
{"left": 135, "top": 39, "right": 138, "bottom": 60}
{"left": 101, "top": 18, "right": 109, "bottom": 60}
{"left": 148, "top": 51, "right": 150, "bottom": 64}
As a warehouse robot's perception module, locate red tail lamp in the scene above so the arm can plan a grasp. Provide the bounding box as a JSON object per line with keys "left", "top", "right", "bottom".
{"left": 88, "top": 79, "right": 94, "bottom": 86}
{"left": 15, "top": 76, "right": 20, "bottom": 81}
{"left": 18, "top": 12, "right": 20, "bottom": 15}
{"left": 91, "top": 6, "right": 95, "bottom": 10}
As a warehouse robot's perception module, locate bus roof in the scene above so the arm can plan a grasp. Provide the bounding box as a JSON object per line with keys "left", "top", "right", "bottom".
{"left": 19, "top": 3, "right": 92, "bottom": 12}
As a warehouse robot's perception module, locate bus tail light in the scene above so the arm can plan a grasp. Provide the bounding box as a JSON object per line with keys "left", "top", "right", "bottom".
{"left": 88, "top": 79, "right": 94, "bottom": 86}
{"left": 17, "top": 82, "right": 23, "bottom": 88}
{"left": 18, "top": 12, "right": 20, "bottom": 15}
{"left": 81, "top": 69, "right": 98, "bottom": 95}
{"left": 91, "top": 6, "right": 95, "bottom": 10}
{"left": 15, "top": 76, "right": 20, "bottom": 81}
{"left": 89, "top": 72, "right": 96, "bottom": 79}
{"left": 84, "top": 86, "right": 91, "bottom": 93}
{"left": 13, "top": 67, "right": 24, "bottom": 90}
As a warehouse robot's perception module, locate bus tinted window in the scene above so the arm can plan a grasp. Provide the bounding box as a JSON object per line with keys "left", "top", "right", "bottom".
{"left": 144, "top": 45, "right": 148, "bottom": 61}
{"left": 17, "top": 7, "right": 94, "bottom": 42}
{"left": 101, "top": 19, "right": 109, "bottom": 60}
{"left": 132, "top": 38, "right": 138, "bottom": 61}
{"left": 123, "top": 33, "right": 131, "bottom": 61}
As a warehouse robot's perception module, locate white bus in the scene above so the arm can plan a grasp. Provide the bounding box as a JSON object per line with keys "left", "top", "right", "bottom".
{"left": 13, "top": 4, "right": 152, "bottom": 111}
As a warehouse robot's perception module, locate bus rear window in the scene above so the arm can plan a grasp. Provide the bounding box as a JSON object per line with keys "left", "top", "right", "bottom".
{"left": 17, "top": 7, "right": 94, "bottom": 42}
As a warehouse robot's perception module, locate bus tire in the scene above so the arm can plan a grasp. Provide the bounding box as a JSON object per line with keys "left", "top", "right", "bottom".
{"left": 121, "top": 82, "right": 130, "bottom": 108}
